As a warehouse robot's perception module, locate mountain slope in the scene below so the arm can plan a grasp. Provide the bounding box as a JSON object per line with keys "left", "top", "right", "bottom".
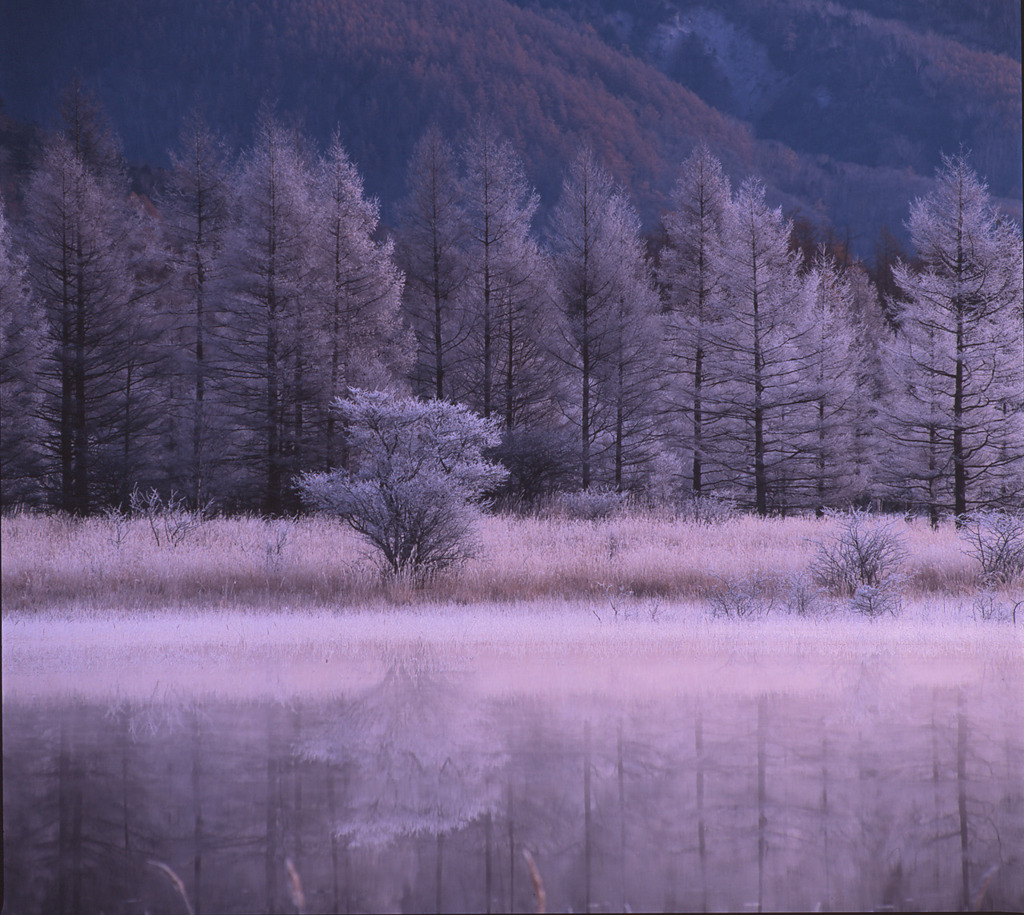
{"left": 518, "top": 0, "right": 1022, "bottom": 201}
{"left": 0, "top": 0, "right": 1019, "bottom": 251}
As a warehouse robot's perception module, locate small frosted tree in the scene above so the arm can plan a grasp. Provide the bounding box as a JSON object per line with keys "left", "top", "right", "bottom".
{"left": 297, "top": 390, "right": 506, "bottom": 575}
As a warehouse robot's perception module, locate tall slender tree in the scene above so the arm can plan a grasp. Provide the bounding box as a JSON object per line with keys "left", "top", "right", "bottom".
{"left": 23, "top": 122, "right": 161, "bottom": 512}
{"left": 549, "top": 148, "right": 662, "bottom": 490}
{"left": 396, "top": 126, "right": 469, "bottom": 402}
{"left": 161, "top": 114, "right": 232, "bottom": 506}
{"left": 313, "top": 135, "right": 406, "bottom": 470}
{"left": 457, "top": 120, "right": 542, "bottom": 423}
{"left": 660, "top": 144, "right": 731, "bottom": 495}
{"left": 0, "top": 196, "right": 46, "bottom": 505}
{"left": 886, "top": 154, "right": 1024, "bottom": 518}
{"left": 798, "top": 252, "right": 860, "bottom": 513}
{"left": 712, "top": 178, "right": 814, "bottom": 514}
{"left": 221, "top": 114, "right": 318, "bottom": 514}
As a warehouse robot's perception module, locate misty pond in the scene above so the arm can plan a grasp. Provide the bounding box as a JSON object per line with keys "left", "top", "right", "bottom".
{"left": 3, "top": 614, "right": 1023, "bottom": 914}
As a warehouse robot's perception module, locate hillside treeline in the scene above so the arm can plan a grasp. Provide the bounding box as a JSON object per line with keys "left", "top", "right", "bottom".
{"left": 1, "top": 94, "right": 1021, "bottom": 518}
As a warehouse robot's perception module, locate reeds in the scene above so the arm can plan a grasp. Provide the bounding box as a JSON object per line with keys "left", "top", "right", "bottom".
{"left": 0, "top": 510, "right": 994, "bottom": 614}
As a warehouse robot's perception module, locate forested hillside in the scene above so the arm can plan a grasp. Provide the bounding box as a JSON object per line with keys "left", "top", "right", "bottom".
{"left": 517, "top": 0, "right": 1022, "bottom": 200}
{"left": 1, "top": 0, "right": 1020, "bottom": 249}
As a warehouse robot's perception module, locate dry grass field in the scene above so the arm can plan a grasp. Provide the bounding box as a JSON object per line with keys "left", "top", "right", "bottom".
{"left": 0, "top": 510, "right": 997, "bottom": 614}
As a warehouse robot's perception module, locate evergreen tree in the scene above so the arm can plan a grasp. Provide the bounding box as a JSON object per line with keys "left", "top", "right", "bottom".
{"left": 457, "top": 120, "right": 545, "bottom": 424}
{"left": 221, "top": 114, "right": 319, "bottom": 513}
{"left": 798, "top": 252, "right": 861, "bottom": 513}
{"left": 23, "top": 124, "right": 163, "bottom": 513}
{"left": 313, "top": 135, "right": 407, "bottom": 471}
{"left": 161, "top": 114, "right": 232, "bottom": 506}
{"left": 549, "top": 147, "right": 662, "bottom": 490}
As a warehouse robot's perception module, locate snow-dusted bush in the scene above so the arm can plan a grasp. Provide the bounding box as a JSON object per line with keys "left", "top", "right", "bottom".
{"left": 960, "top": 511, "right": 1024, "bottom": 586}
{"left": 297, "top": 390, "right": 505, "bottom": 576}
{"left": 675, "top": 492, "right": 737, "bottom": 525}
{"left": 810, "top": 510, "right": 907, "bottom": 616}
{"left": 706, "top": 572, "right": 776, "bottom": 619}
{"left": 128, "top": 485, "right": 213, "bottom": 548}
{"left": 543, "top": 486, "right": 628, "bottom": 521}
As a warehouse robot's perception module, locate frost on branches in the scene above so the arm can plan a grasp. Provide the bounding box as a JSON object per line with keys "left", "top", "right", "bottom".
{"left": 298, "top": 390, "right": 506, "bottom": 575}
{"left": 886, "top": 154, "right": 1024, "bottom": 521}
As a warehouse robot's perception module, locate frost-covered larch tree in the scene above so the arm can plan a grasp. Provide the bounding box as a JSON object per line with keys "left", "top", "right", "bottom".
{"left": 0, "top": 196, "right": 46, "bottom": 506}
{"left": 799, "top": 252, "right": 861, "bottom": 513}
{"left": 660, "top": 143, "right": 731, "bottom": 496}
{"left": 22, "top": 96, "right": 164, "bottom": 513}
{"left": 549, "top": 147, "right": 663, "bottom": 490}
{"left": 314, "top": 135, "right": 407, "bottom": 471}
{"left": 161, "top": 114, "right": 232, "bottom": 506}
{"left": 457, "top": 120, "right": 548, "bottom": 425}
{"left": 886, "top": 154, "right": 1024, "bottom": 519}
{"left": 221, "top": 114, "right": 319, "bottom": 514}
{"left": 713, "top": 178, "right": 815, "bottom": 515}
{"left": 397, "top": 125, "right": 469, "bottom": 402}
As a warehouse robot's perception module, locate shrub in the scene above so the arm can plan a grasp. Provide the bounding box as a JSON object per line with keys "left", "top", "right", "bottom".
{"left": 810, "top": 511, "right": 907, "bottom": 617}
{"left": 706, "top": 573, "right": 776, "bottom": 619}
{"left": 541, "top": 486, "right": 628, "bottom": 521}
{"left": 960, "top": 511, "right": 1024, "bottom": 586}
{"left": 127, "top": 485, "right": 213, "bottom": 547}
{"left": 675, "top": 492, "right": 737, "bottom": 525}
{"left": 297, "top": 390, "right": 506, "bottom": 576}
{"left": 487, "top": 425, "right": 576, "bottom": 509}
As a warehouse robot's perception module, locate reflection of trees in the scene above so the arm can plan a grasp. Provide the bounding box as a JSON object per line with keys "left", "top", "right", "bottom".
{"left": 3, "top": 675, "right": 1023, "bottom": 913}
{"left": 300, "top": 657, "right": 507, "bottom": 913}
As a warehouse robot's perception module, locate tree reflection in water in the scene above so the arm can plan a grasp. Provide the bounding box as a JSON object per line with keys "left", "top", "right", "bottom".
{"left": 4, "top": 658, "right": 1023, "bottom": 913}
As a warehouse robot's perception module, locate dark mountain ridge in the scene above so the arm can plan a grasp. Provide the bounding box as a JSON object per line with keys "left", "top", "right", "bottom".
{"left": 0, "top": 0, "right": 1020, "bottom": 254}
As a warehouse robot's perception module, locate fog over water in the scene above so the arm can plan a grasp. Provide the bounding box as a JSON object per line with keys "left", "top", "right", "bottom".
{"left": 3, "top": 609, "right": 1022, "bottom": 913}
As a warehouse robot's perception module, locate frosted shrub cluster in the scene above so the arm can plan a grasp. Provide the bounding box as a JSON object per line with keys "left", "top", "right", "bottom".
{"left": 541, "top": 486, "right": 628, "bottom": 521}
{"left": 706, "top": 572, "right": 777, "bottom": 619}
{"left": 810, "top": 511, "right": 907, "bottom": 616}
{"left": 959, "top": 511, "right": 1024, "bottom": 586}
{"left": 108, "top": 485, "right": 212, "bottom": 548}
{"left": 674, "top": 492, "right": 737, "bottom": 525}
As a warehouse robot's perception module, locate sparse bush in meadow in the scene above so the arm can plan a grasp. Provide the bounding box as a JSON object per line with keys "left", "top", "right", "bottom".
{"left": 542, "top": 486, "right": 628, "bottom": 521}
{"left": 706, "top": 573, "right": 776, "bottom": 619}
{"left": 971, "top": 591, "right": 1022, "bottom": 624}
{"left": 129, "top": 485, "right": 213, "bottom": 548}
{"left": 959, "top": 511, "right": 1024, "bottom": 586}
{"left": 781, "top": 571, "right": 826, "bottom": 617}
{"left": 810, "top": 511, "right": 907, "bottom": 617}
{"left": 675, "top": 492, "right": 737, "bottom": 526}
